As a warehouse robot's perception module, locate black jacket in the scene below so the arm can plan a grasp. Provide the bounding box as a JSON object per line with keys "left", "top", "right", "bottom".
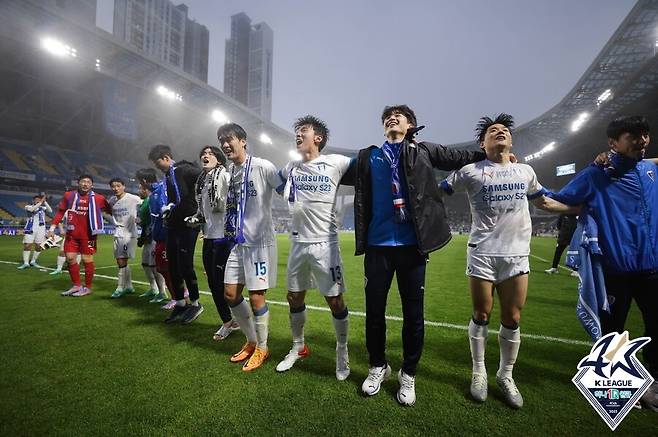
{"left": 165, "top": 160, "right": 202, "bottom": 228}
{"left": 343, "top": 141, "right": 485, "bottom": 256}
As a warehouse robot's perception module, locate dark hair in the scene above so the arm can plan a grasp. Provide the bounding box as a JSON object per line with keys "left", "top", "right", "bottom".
{"left": 381, "top": 105, "right": 417, "bottom": 127}
{"left": 217, "top": 123, "right": 247, "bottom": 142}
{"left": 148, "top": 144, "right": 173, "bottom": 161}
{"left": 606, "top": 115, "right": 650, "bottom": 140}
{"left": 77, "top": 174, "right": 94, "bottom": 183}
{"left": 135, "top": 168, "right": 157, "bottom": 184}
{"left": 109, "top": 177, "right": 125, "bottom": 186}
{"left": 475, "top": 113, "right": 515, "bottom": 142}
{"left": 199, "top": 145, "right": 227, "bottom": 166}
{"left": 293, "top": 115, "right": 330, "bottom": 151}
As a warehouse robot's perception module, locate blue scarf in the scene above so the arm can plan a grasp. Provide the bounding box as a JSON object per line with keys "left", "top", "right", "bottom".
{"left": 604, "top": 150, "right": 640, "bottom": 178}
{"left": 223, "top": 156, "right": 252, "bottom": 244}
{"left": 167, "top": 161, "right": 182, "bottom": 206}
{"left": 381, "top": 141, "right": 409, "bottom": 224}
{"left": 24, "top": 207, "right": 45, "bottom": 234}
{"left": 67, "top": 190, "right": 104, "bottom": 235}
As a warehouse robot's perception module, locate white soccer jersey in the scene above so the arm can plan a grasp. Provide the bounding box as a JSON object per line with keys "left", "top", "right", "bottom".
{"left": 24, "top": 201, "right": 52, "bottom": 232}
{"left": 280, "top": 154, "right": 352, "bottom": 243}
{"left": 442, "top": 160, "right": 546, "bottom": 256}
{"left": 109, "top": 193, "right": 142, "bottom": 239}
{"left": 201, "top": 169, "right": 230, "bottom": 239}
{"left": 226, "top": 155, "right": 281, "bottom": 247}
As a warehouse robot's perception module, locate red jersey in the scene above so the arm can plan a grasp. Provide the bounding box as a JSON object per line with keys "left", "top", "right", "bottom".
{"left": 52, "top": 190, "right": 111, "bottom": 239}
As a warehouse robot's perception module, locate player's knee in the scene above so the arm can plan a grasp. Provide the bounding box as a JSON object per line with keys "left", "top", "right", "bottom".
{"left": 472, "top": 310, "right": 490, "bottom": 322}
{"left": 326, "top": 295, "right": 345, "bottom": 314}
{"left": 501, "top": 311, "right": 521, "bottom": 328}
{"left": 286, "top": 292, "right": 304, "bottom": 307}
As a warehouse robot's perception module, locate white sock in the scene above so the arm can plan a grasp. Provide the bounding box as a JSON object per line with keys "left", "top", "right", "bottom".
{"left": 231, "top": 299, "right": 257, "bottom": 343}
{"left": 117, "top": 267, "right": 125, "bottom": 290}
{"left": 76, "top": 255, "right": 81, "bottom": 264}
{"left": 497, "top": 325, "right": 521, "bottom": 379}
{"left": 154, "top": 269, "right": 166, "bottom": 294}
{"left": 332, "top": 312, "right": 349, "bottom": 348}
{"left": 289, "top": 307, "right": 306, "bottom": 350}
{"left": 56, "top": 255, "right": 66, "bottom": 270}
{"left": 124, "top": 265, "right": 132, "bottom": 289}
{"left": 143, "top": 265, "right": 157, "bottom": 290}
{"left": 254, "top": 306, "right": 270, "bottom": 350}
{"left": 31, "top": 251, "right": 41, "bottom": 263}
{"left": 22, "top": 250, "right": 30, "bottom": 264}
{"left": 469, "top": 318, "right": 488, "bottom": 375}
{"left": 191, "top": 299, "right": 199, "bottom": 307}
{"left": 175, "top": 299, "right": 186, "bottom": 307}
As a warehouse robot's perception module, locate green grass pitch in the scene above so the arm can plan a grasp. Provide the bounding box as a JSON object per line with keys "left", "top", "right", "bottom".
{"left": 0, "top": 233, "right": 655, "bottom": 436}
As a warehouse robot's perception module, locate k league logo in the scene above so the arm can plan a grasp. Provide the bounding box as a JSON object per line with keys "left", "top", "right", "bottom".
{"left": 572, "top": 331, "right": 654, "bottom": 431}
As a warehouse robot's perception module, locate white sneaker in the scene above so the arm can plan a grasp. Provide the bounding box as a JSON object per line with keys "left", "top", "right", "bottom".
{"left": 335, "top": 345, "right": 350, "bottom": 381}
{"left": 396, "top": 369, "right": 416, "bottom": 406}
{"left": 276, "top": 344, "right": 310, "bottom": 372}
{"left": 61, "top": 285, "right": 82, "bottom": 296}
{"left": 496, "top": 375, "right": 524, "bottom": 409}
{"left": 361, "top": 364, "right": 391, "bottom": 396}
{"left": 213, "top": 320, "right": 240, "bottom": 341}
{"left": 470, "top": 373, "right": 488, "bottom": 402}
{"left": 544, "top": 267, "right": 559, "bottom": 274}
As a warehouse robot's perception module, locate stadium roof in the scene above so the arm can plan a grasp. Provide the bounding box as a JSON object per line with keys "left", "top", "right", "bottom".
{"left": 0, "top": 0, "right": 295, "bottom": 167}
{"left": 448, "top": 0, "right": 658, "bottom": 161}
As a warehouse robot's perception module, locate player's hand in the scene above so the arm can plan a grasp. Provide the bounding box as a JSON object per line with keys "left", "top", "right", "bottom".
{"left": 509, "top": 153, "right": 517, "bottom": 163}
{"left": 594, "top": 152, "right": 608, "bottom": 166}
{"left": 47, "top": 230, "right": 55, "bottom": 239}
{"left": 184, "top": 215, "right": 201, "bottom": 228}
{"left": 161, "top": 203, "right": 175, "bottom": 219}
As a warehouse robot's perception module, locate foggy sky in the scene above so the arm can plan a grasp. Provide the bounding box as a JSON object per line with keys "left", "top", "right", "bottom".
{"left": 97, "top": 0, "right": 635, "bottom": 150}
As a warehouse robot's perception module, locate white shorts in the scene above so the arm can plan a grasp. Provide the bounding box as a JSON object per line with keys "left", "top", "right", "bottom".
{"left": 287, "top": 240, "right": 346, "bottom": 297}
{"left": 225, "top": 243, "right": 277, "bottom": 290}
{"left": 113, "top": 236, "right": 137, "bottom": 259}
{"left": 141, "top": 241, "right": 156, "bottom": 266}
{"left": 23, "top": 227, "right": 46, "bottom": 245}
{"left": 466, "top": 247, "right": 529, "bottom": 284}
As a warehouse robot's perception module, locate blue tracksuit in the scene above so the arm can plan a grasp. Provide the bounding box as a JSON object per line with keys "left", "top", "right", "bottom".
{"left": 551, "top": 160, "right": 658, "bottom": 274}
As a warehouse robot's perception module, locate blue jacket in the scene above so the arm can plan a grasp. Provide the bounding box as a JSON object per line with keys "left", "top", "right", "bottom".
{"left": 552, "top": 160, "right": 658, "bottom": 273}
{"left": 566, "top": 212, "right": 609, "bottom": 341}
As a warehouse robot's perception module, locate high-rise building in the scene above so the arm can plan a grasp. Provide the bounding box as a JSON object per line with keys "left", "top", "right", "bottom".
{"left": 44, "top": 0, "right": 97, "bottom": 26}
{"left": 224, "top": 13, "right": 273, "bottom": 120}
{"left": 113, "top": 0, "right": 209, "bottom": 82}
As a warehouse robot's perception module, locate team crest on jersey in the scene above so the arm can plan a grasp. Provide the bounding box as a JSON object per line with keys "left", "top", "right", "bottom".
{"left": 572, "top": 331, "right": 653, "bottom": 430}
{"left": 647, "top": 170, "right": 655, "bottom": 181}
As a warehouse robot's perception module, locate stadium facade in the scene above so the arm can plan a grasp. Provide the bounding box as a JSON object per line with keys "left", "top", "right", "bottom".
{"left": 0, "top": 0, "right": 291, "bottom": 224}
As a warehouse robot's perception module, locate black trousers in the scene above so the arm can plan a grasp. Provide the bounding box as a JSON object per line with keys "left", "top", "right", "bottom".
{"left": 601, "top": 270, "right": 658, "bottom": 378}
{"left": 364, "top": 245, "right": 427, "bottom": 376}
{"left": 166, "top": 227, "right": 199, "bottom": 301}
{"left": 202, "top": 238, "right": 234, "bottom": 323}
{"left": 551, "top": 243, "right": 568, "bottom": 269}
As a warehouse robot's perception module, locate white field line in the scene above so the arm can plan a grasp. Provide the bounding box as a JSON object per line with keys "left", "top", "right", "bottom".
{"left": 0, "top": 259, "right": 591, "bottom": 347}
{"left": 529, "top": 253, "right": 573, "bottom": 273}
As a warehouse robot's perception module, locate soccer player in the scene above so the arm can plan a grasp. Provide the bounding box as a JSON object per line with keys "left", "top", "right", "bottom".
{"left": 135, "top": 168, "right": 172, "bottom": 304}
{"left": 18, "top": 193, "right": 52, "bottom": 269}
{"left": 342, "top": 104, "right": 487, "bottom": 406}
{"left": 550, "top": 115, "right": 658, "bottom": 412}
{"left": 275, "top": 116, "right": 351, "bottom": 380}
{"left": 440, "top": 113, "right": 579, "bottom": 409}
{"left": 108, "top": 178, "right": 142, "bottom": 298}
{"left": 219, "top": 123, "right": 281, "bottom": 372}
{"left": 149, "top": 145, "right": 203, "bottom": 323}
{"left": 187, "top": 145, "right": 239, "bottom": 341}
{"left": 48, "top": 174, "right": 111, "bottom": 297}
{"left": 544, "top": 213, "right": 578, "bottom": 276}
